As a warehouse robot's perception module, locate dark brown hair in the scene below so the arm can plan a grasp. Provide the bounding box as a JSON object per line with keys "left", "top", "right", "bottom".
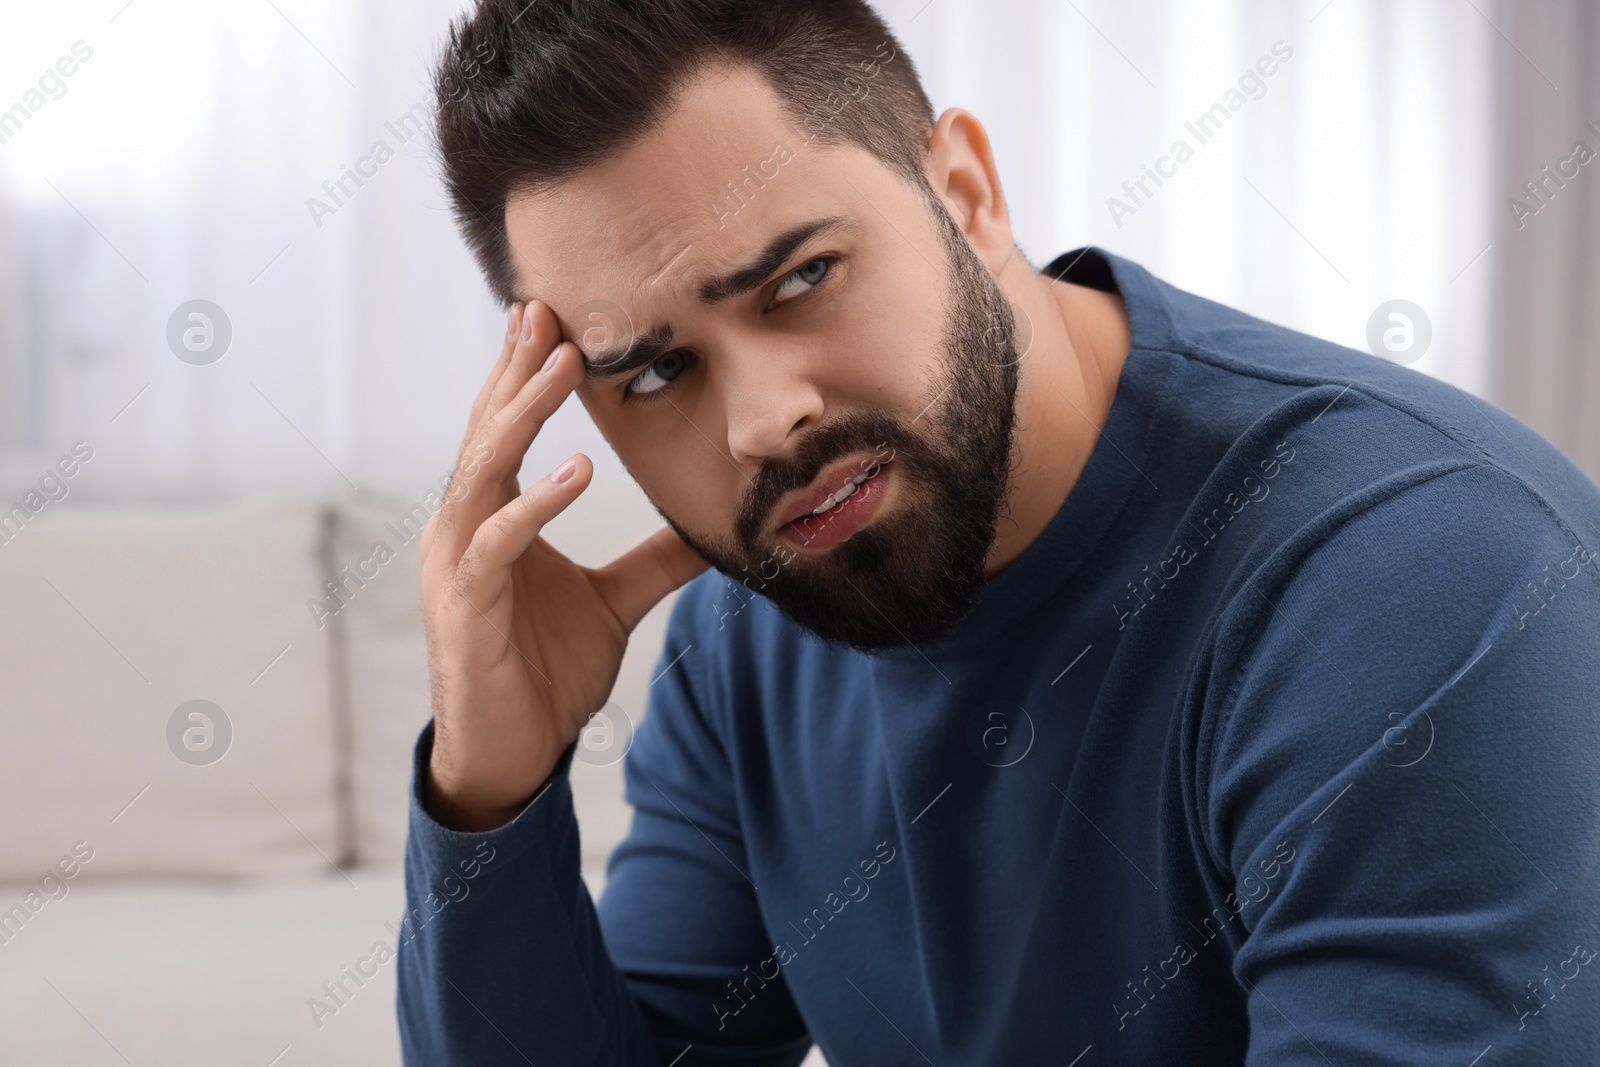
{"left": 433, "top": 0, "right": 937, "bottom": 306}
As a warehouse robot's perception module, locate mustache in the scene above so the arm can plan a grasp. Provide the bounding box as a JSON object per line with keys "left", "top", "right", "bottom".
{"left": 734, "top": 410, "right": 918, "bottom": 549}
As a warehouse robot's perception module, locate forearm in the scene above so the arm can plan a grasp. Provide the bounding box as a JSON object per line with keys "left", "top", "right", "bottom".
{"left": 395, "top": 720, "right": 660, "bottom": 1066}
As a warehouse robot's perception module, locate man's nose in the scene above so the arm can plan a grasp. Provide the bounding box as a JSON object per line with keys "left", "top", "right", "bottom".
{"left": 719, "top": 346, "right": 826, "bottom": 467}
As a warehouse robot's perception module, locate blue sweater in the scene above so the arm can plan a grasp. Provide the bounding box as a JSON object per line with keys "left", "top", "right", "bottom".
{"left": 397, "top": 248, "right": 1600, "bottom": 1065}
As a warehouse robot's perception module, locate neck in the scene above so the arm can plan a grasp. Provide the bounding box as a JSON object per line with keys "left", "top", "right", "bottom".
{"left": 983, "top": 253, "right": 1131, "bottom": 578}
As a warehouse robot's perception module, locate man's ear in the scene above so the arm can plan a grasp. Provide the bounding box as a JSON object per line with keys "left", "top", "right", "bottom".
{"left": 924, "top": 107, "right": 1014, "bottom": 274}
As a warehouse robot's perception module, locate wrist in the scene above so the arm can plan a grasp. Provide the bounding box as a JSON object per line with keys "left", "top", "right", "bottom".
{"left": 423, "top": 755, "right": 539, "bottom": 832}
{"left": 423, "top": 774, "right": 529, "bottom": 832}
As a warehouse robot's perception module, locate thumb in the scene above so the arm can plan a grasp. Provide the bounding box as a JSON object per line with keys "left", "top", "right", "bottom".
{"left": 593, "top": 524, "right": 710, "bottom": 633}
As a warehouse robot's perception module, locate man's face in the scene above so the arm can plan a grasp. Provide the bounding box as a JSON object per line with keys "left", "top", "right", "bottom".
{"left": 505, "top": 65, "right": 1021, "bottom": 652}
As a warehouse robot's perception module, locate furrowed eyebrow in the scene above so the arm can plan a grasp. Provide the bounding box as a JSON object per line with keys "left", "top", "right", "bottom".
{"left": 582, "top": 323, "right": 675, "bottom": 382}
{"left": 575, "top": 214, "right": 850, "bottom": 383}
{"left": 696, "top": 215, "right": 849, "bottom": 305}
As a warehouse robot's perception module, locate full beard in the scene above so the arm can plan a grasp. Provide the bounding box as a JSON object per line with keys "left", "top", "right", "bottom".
{"left": 656, "top": 205, "right": 1022, "bottom": 653}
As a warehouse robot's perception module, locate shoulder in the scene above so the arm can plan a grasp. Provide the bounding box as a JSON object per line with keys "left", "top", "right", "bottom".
{"left": 1197, "top": 458, "right": 1600, "bottom": 877}
{"left": 1107, "top": 248, "right": 1580, "bottom": 494}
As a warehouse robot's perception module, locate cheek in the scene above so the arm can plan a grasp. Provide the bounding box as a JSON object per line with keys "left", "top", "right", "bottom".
{"left": 646, "top": 453, "right": 724, "bottom": 519}
{"left": 592, "top": 405, "right": 738, "bottom": 531}
{"left": 820, "top": 316, "right": 942, "bottom": 415}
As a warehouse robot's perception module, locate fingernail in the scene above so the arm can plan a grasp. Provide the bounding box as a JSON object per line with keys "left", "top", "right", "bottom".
{"left": 521, "top": 304, "right": 536, "bottom": 342}
{"left": 507, "top": 304, "right": 520, "bottom": 339}
{"left": 549, "top": 456, "right": 578, "bottom": 484}
{"left": 535, "top": 342, "right": 562, "bottom": 376}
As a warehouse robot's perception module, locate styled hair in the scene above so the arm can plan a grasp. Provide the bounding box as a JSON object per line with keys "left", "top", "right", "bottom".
{"left": 432, "top": 0, "right": 937, "bottom": 306}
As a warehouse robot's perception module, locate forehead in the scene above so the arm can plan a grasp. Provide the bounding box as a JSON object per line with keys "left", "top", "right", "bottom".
{"left": 503, "top": 63, "right": 879, "bottom": 341}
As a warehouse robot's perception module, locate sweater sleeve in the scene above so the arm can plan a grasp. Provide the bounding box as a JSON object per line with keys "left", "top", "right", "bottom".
{"left": 1205, "top": 462, "right": 1600, "bottom": 1064}
{"left": 596, "top": 580, "right": 813, "bottom": 1064}
{"left": 395, "top": 581, "right": 811, "bottom": 1066}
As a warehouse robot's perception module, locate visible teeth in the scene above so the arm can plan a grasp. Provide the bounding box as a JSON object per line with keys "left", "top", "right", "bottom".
{"left": 810, "top": 469, "right": 874, "bottom": 516}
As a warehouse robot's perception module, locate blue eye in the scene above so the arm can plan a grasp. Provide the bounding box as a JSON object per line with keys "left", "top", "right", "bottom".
{"left": 773, "top": 257, "right": 832, "bottom": 304}
{"left": 627, "top": 349, "right": 693, "bottom": 398}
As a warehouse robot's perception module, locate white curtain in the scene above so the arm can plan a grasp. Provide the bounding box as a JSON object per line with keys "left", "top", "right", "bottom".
{"left": 0, "top": 0, "right": 1500, "bottom": 502}
{"left": 1488, "top": 0, "right": 1600, "bottom": 483}
{"left": 0, "top": 0, "right": 523, "bottom": 499}
{"left": 885, "top": 0, "right": 1498, "bottom": 396}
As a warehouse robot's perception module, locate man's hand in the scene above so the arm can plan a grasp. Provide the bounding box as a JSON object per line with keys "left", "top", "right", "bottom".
{"left": 418, "top": 300, "right": 707, "bottom": 832}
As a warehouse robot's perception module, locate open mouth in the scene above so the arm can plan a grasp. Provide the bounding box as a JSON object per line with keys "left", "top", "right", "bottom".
{"left": 775, "top": 457, "right": 894, "bottom": 550}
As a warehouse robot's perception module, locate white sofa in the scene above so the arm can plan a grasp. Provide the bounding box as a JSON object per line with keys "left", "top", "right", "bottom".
{"left": 0, "top": 477, "right": 681, "bottom": 1066}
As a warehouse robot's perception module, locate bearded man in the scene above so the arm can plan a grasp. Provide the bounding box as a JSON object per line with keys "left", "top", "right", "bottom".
{"left": 400, "top": 2, "right": 1600, "bottom": 1063}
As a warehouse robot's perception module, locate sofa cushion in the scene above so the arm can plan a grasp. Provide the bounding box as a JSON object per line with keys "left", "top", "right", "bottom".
{"left": 0, "top": 865, "right": 407, "bottom": 1066}
{"left": 0, "top": 852, "right": 615, "bottom": 1067}
{"left": 322, "top": 486, "right": 436, "bottom": 869}
{"left": 0, "top": 493, "right": 341, "bottom": 881}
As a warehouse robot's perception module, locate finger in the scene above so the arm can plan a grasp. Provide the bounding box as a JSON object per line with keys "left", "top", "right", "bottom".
{"left": 592, "top": 524, "right": 710, "bottom": 634}
{"left": 470, "top": 339, "right": 583, "bottom": 488}
{"left": 430, "top": 302, "right": 524, "bottom": 567}
{"left": 476, "top": 299, "right": 563, "bottom": 445}
{"left": 464, "top": 302, "right": 524, "bottom": 447}
{"left": 458, "top": 302, "right": 524, "bottom": 455}
{"left": 457, "top": 452, "right": 592, "bottom": 590}
{"left": 434, "top": 341, "right": 581, "bottom": 563}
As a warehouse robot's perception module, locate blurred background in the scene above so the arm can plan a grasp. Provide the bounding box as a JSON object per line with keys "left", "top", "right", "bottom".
{"left": 0, "top": 0, "right": 1593, "bottom": 1063}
